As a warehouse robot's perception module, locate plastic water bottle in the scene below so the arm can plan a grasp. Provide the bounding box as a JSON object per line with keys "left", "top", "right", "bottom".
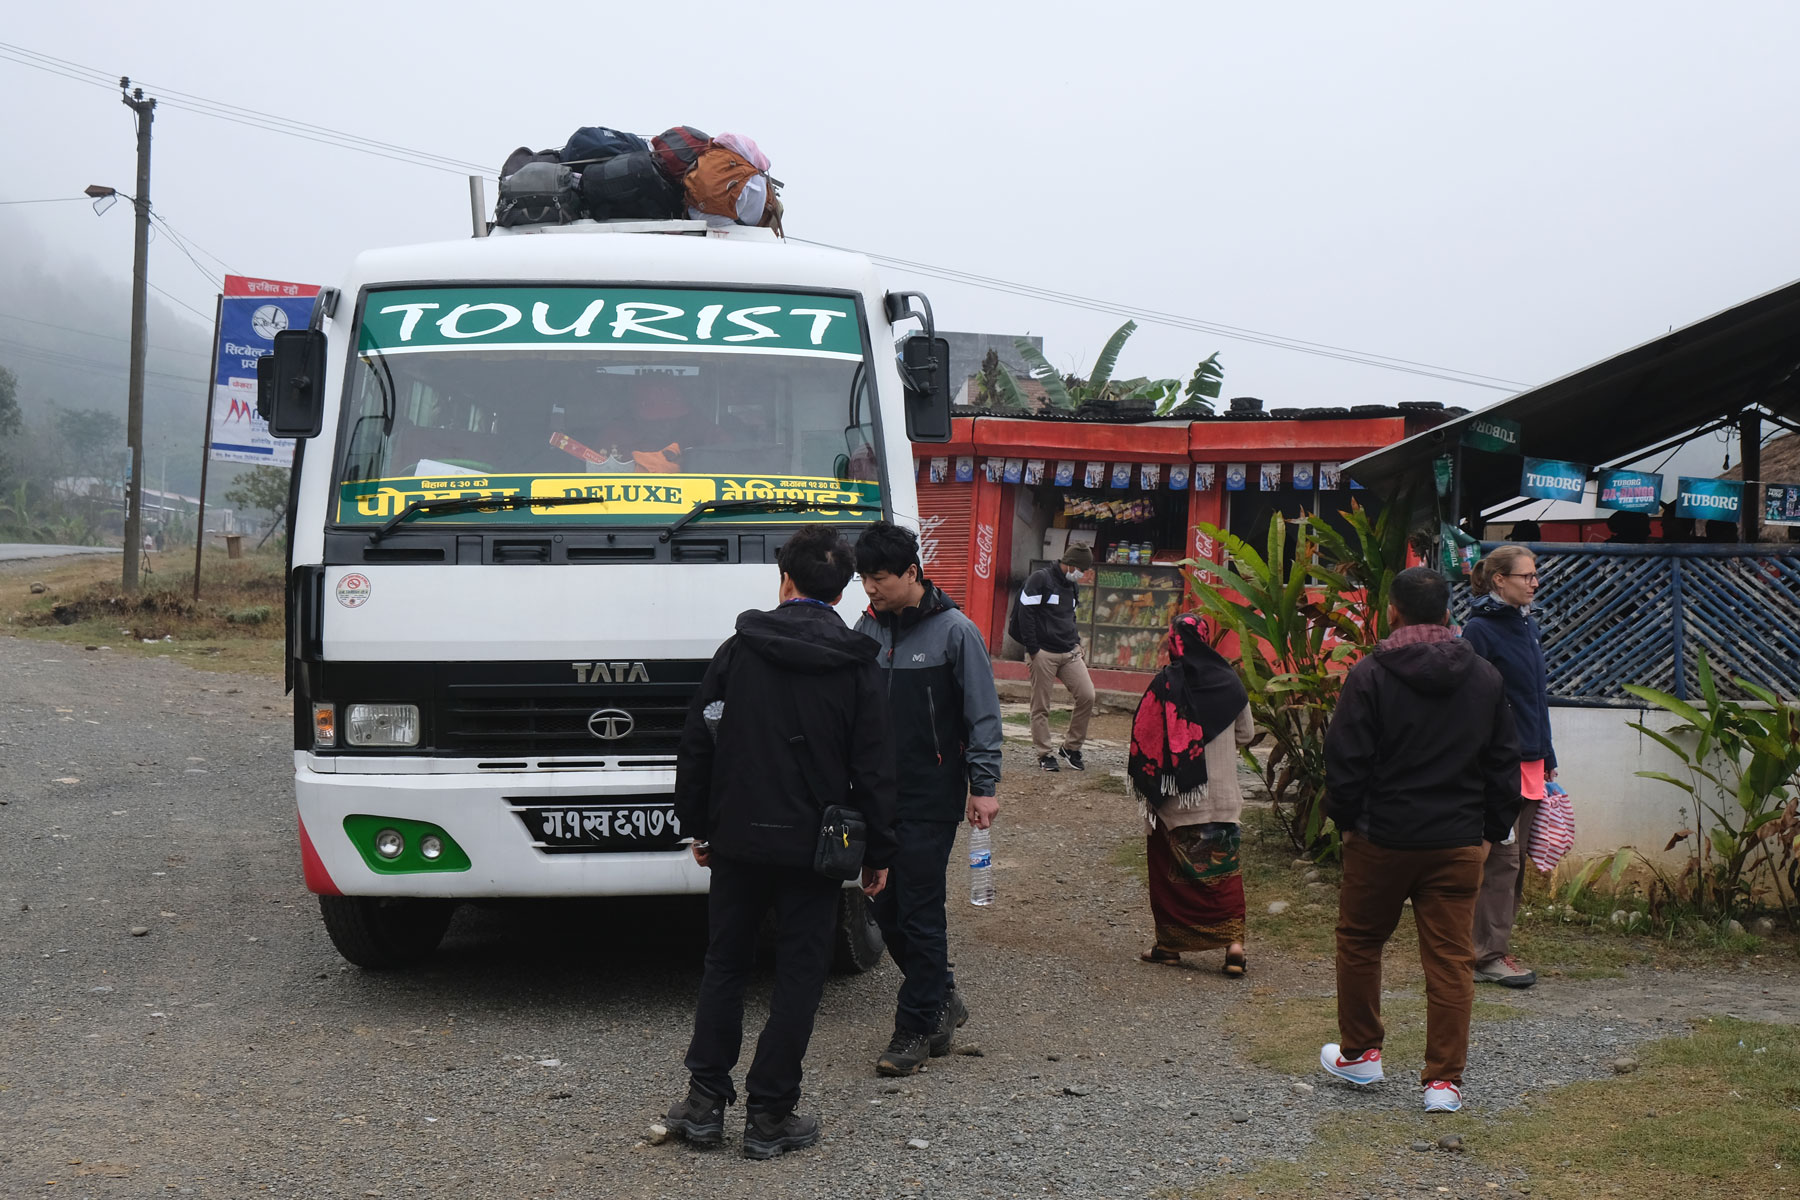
{"left": 968, "top": 826, "right": 995, "bottom": 906}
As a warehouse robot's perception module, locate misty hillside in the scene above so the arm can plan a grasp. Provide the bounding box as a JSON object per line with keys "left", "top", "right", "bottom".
{"left": 0, "top": 211, "right": 257, "bottom": 503}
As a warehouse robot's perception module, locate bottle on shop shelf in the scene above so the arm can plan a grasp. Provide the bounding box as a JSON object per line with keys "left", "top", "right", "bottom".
{"left": 969, "top": 826, "right": 995, "bottom": 906}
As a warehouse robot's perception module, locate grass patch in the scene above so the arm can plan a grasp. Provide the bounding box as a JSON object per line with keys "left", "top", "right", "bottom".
{"left": 2, "top": 551, "right": 287, "bottom": 677}
{"left": 1188, "top": 1017, "right": 1800, "bottom": 1199}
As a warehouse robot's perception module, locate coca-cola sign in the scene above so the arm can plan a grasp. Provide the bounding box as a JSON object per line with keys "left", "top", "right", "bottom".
{"left": 973, "top": 522, "right": 997, "bottom": 580}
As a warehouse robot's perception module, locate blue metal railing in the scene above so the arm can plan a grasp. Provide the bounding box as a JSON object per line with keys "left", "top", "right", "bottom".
{"left": 1452, "top": 543, "right": 1800, "bottom": 705}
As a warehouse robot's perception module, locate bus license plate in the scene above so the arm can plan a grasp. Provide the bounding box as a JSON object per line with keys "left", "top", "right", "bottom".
{"left": 522, "top": 803, "right": 683, "bottom": 851}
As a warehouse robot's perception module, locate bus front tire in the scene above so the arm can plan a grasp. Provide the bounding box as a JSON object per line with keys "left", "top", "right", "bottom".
{"left": 831, "top": 886, "right": 886, "bottom": 974}
{"left": 318, "top": 895, "right": 455, "bottom": 969}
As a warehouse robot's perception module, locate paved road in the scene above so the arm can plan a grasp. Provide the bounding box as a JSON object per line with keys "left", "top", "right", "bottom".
{"left": 0, "top": 544, "right": 123, "bottom": 563}
{"left": 4, "top": 635, "right": 1791, "bottom": 1199}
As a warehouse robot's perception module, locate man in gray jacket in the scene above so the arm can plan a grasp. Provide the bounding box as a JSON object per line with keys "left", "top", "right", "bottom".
{"left": 853, "top": 521, "right": 1004, "bottom": 1077}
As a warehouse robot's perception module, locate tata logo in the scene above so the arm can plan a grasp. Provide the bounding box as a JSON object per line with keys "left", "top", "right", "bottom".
{"left": 587, "top": 709, "right": 635, "bottom": 740}
{"left": 572, "top": 661, "right": 650, "bottom": 684}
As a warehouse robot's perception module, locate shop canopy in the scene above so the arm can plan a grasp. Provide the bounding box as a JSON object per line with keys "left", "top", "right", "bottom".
{"left": 1344, "top": 277, "right": 1800, "bottom": 521}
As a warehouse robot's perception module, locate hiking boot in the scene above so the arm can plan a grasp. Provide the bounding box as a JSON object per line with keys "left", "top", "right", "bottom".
{"left": 1423, "top": 1081, "right": 1463, "bottom": 1112}
{"left": 1474, "top": 955, "right": 1537, "bottom": 988}
{"left": 1058, "top": 747, "right": 1086, "bottom": 771}
{"left": 876, "top": 1029, "right": 932, "bottom": 1076}
{"left": 662, "top": 1084, "right": 727, "bottom": 1148}
{"left": 741, "top": 1108, "right": 821, "bottom": 1160}
{"left": 1319, "top": 1043, "right": 1384, "bottom": 1086}
{"left": 929, "top": 988, "right": 970, "bottom": 1057}
{"left": 1038, "top": 754, "right": 1059, "bottom": 772}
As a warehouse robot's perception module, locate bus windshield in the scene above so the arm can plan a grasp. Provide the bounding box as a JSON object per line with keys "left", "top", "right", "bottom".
{"left": 331, "top": 286, "right": 881, "bottom": 528}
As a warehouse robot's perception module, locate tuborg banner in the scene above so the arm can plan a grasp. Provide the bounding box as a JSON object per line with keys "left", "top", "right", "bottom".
{"left": 1675, "top": 477, "right": 1742, "bottom": 521}
{"left": 208, "top": 275, "right": 322, "bottom": 467}
{"left": 1519, "top": 457, "right": 1589, "bottom": 502}
{"left": 1596, "top": 469, "right": 1663, "bottom": 514}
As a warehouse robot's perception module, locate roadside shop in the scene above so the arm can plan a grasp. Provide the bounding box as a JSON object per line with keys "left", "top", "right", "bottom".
{"left": 913, "top": 401, "right": 1455, "bottom": 688}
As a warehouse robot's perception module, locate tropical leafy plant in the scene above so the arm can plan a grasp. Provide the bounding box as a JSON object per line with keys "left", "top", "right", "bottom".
{"left": 1186, "top": 516, "right": 1361, "bottom": 851}
{"left": 1156, "top": 352, "right": 1225, "bottom": 417}
{"left": 996, "top": 320, "right": 1172, "bottom": 412}
{"left": 1614, "top": 653, "right": 1800, "bottom": 921}
{"left": 1307, "top": 497, "right": 1413, "bottom": 646}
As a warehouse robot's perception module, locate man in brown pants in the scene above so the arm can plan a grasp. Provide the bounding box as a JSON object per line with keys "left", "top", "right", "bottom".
{"left": 1319, "top": 567, "right": 1522, "bottom": 1113}
{"left": 1010, "top": 544, "right": 1096, "bottom": 772}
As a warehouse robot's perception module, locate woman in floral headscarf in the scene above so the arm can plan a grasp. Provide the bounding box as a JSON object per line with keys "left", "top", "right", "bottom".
{"left": 1128, "top": 613, "right": 1256, "bottom": 976}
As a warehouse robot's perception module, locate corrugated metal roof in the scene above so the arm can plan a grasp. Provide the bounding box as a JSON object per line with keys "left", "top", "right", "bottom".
{"left": 1344, "top": 277, "right": 1800, "bottom": 512}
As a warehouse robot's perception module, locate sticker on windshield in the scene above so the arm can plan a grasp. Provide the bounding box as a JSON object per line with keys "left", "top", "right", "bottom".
{"left": 336, "top": 572, "right": 372, "bottom": 608}
{"left": 336, "top": 474, "right": 880, "bottom": 526}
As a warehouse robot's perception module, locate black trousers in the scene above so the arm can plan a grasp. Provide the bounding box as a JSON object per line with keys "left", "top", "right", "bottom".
{"left": 872, "top": 818, "right": 960, "bottom": 1035}
{"left": 684, "top": 855, "right": 840, "bottom": 1114}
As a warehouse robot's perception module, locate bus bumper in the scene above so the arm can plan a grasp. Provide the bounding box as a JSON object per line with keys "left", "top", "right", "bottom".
{"left": 294, "top": 760, "right": 710, "bottom": 898}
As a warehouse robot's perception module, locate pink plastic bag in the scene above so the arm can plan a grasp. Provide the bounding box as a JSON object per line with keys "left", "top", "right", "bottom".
{"left": 1526, "top": 781, "right": 1574, "bottom": 873}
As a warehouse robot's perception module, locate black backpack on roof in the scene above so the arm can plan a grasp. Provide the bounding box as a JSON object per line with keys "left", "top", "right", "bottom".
{"left": 559, "top": 126, "right": 648, "bottom": 165}
{"left": 579, "top": 150, "right": 685, "bottom": 221}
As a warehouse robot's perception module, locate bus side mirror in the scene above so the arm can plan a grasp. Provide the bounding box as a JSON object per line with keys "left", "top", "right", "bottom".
{"left": 901, "top": 335, "right": 952, "bottom": 443}
{"left": 258, "top": 329, "right": 329, "bottom": 439}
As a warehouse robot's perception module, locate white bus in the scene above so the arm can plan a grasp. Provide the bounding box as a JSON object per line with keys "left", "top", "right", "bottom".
{"left": 259, "top": 218, "right": 950, "bottom": 968}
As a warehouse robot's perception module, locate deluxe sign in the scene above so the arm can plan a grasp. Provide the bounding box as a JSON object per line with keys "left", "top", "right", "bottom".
{"left": 336, "top": 473, "right": 879, "bottom": 525}
{"left": 1596, "top": 469, "right": 1663, "bottom": 514}
{"left": 1519, "top": 457, "right": 1588, "bottom": 502}
{"left": 1461, "top": 415, "right": 1522, "bottom": 454}
{"left": 209, "top": 274, "right": 321, "bottom": 466}
{"left": 357, "top": 288, "right": 863, "bottom": 359}
{"left": 1674, "top": 477, "right": 1742, "bottom": 521}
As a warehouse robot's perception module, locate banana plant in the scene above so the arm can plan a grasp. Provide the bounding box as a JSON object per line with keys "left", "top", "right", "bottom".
{"left": 1623, "top": 652, "right": 1800, "bottom": 920}
{"left": 1185, "top": 515, "right": 1362, "bottom": 852}
{"left": 1004, "top": 320, "right": 1195, "bottom": 413}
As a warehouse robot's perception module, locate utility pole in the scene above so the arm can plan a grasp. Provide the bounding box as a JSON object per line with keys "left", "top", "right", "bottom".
{"left": 121, "top": 78, "right": 156, "bottom": 592}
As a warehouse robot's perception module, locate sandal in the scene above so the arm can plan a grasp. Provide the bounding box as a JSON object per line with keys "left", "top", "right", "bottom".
{"left": 1222, "top": 947, "right": 1247, "bottom": 978}
{"left": 1139, "top": 946, "right": 1181, "bottom": 966}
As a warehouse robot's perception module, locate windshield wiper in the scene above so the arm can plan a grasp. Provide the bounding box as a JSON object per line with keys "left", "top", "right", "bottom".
{"left": 658, "top": 497, "right": 881, "bottom": 543}
{"left": 369, "top": 493, "right": 602, "bottom": 542}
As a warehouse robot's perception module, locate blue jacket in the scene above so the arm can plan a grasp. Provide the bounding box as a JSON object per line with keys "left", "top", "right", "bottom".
{"left": 1461, "top": 597, "right": 1557, "bottom": 769}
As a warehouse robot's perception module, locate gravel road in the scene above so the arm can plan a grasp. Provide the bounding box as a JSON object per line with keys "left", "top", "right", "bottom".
{"left": 3, "top": 635, "right": 1795, "bottom": 1199}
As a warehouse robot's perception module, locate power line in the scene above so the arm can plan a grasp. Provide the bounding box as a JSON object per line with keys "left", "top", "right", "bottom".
{"left": 148, "top": 214, "right": 224, "bottom": 290}
{"left": 0, "top": 334, "right": 209, "bottom": 386}
{"left": 145, "top": 280, "right": 212, "bottom": 324}
{"left": 148, "top": 209, "right": 235, "bottom": 276}
{"left": 0, "top": 196, "right": 86, "bottom": 205}
{"left": 0, "top": 38, "right": 1532, "bottom": 392}
{"left": 0, "top": 310, "right": 210, "bottom": 357}
{"left": 798, "top": 238, "right": 1526, "bottom": 392}
{"left": 0, "top": 42, "right": 495, "bottom": 177}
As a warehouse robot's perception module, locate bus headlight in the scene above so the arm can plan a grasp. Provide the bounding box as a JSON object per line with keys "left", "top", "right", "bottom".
{"left": 345, "top": 703, "right": 421, "bottom": 747}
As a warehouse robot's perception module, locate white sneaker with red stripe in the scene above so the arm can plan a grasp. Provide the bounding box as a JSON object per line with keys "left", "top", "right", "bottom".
{"left": 1319, "top": 1043, "right": 1384, "bottom": 1085}
{"left": 1423, "top": 1080, "right": 1463, "bottom": 1112}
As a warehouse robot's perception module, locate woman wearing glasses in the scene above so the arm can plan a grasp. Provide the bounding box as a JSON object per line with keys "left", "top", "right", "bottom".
{"left": 1462, "top": 545, "right": 1554, "bottom": 989}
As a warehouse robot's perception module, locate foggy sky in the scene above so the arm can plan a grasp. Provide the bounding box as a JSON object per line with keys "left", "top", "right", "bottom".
{"left": 4, "top": 0, "right": 1799, "bottom": 438}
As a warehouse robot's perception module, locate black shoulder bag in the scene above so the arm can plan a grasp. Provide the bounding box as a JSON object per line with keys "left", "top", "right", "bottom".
{"left": 778, "top": 684, "right": 867, "bottom": 881}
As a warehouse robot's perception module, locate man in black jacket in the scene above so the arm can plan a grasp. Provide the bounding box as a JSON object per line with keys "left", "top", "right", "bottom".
{"left": 1010, "top": 543, "right": 1096, "bottom": 772}
{"left": 854, "top": 521, "right": 1004, "bottom": 1076}
{"left": 663, "top": 525, "right": 897, "bottom": 1159}
{"left": 1319, "top": 567, "right": 1521, "bottom": 1115}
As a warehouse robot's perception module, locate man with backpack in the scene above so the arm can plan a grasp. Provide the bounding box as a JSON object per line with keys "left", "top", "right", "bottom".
{"left": 662, "top": 525, "right": 897, "bottom": 1159}
{"left": 854, "top": 521, "right": 1004, "bottom": 1077}
{"left": 1010, "top": 543, "right": 1097, "bottom": 772}
{"left": 1319, "top": 567, "right": 1522, "bottom": 1114}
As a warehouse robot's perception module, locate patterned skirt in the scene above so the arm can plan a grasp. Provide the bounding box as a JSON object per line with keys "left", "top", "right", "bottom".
{"left": 1147, "top": 821, "right": 1245, "bottom": 952}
